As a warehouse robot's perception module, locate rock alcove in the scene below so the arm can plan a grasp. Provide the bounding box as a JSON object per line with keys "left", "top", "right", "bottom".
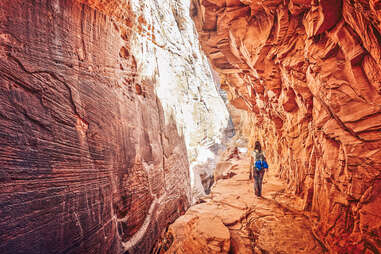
{"left": 0, "top": 0, "right": 380, "bottom": 253}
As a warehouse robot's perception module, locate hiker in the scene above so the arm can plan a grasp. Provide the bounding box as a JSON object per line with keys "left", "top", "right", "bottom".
{"left": 251, "top": 141, "right": 268, "bottom": 197}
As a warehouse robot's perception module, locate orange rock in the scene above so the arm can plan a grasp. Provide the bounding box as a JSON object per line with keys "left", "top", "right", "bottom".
{"left": 165, "top": 213, "right": 230, "bottom": 254}
{"left": 0, "top": 0, "right": 232, "bottom": 253}
{"left": 192, "top": 0, "right": 381, "bottom": 251}
{"left": 164, "top": 156, "right": 325, "bottom": 253}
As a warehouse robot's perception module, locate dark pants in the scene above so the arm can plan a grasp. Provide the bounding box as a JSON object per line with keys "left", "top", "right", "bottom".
{"left": 253, "top": 169, "right": 265, "bottom": 196}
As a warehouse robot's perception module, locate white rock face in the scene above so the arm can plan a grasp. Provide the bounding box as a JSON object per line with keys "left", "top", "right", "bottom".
{"left": 129, "top": 0, "right": 232, "bottom": 202}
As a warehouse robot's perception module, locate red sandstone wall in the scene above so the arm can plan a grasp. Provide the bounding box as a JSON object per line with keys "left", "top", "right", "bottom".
{"left": 0, "top": 1, "right": 190, "bottom": 253}
{"left": 192, "top": 0, "right": 381, "bottom": 251}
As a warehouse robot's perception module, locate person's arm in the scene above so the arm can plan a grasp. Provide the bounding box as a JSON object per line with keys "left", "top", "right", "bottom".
{"left": 263, "top": 156, "right": 268, "bottom": 172}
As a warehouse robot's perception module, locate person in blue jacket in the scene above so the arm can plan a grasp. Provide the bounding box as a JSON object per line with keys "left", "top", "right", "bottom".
{"left": 251, "top": 141, "right": 268, "bottom": 197}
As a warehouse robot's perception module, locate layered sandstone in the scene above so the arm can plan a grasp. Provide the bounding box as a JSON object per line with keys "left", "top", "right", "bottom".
{"left": 192, "top": 0, "right": 381, "bottom": 251}
{"left": 0, "top": 0, "right": 230, "bottom": 253}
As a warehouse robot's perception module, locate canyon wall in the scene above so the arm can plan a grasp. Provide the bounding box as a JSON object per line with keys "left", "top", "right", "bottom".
{"left": 0, "top": 0, "right": 230, "bottom": 253}
{"left": 126, "top": 0, "right": 232, "bottom": 202}
{"left": 192, "top": 0, "right": 381, "bottom": 252}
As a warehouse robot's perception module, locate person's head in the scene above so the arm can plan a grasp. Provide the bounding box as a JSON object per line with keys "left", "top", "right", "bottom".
{"left": 255, "top": 141, "right": 261, "bottom": 151}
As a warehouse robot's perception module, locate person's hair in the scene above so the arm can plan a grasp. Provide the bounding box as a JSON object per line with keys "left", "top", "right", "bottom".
{"left": 255, "top": 141, "right": 261, "bottom": 151}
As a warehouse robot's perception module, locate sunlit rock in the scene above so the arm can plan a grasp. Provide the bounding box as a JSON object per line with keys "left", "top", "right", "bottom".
{"left": 192, "top": 0, "right": 381, "bottom": 251}
{"left": 0, "top": 0, "right": 231, "bottom": 253}
{"left": 161, "top": 149, "right": 325, "bottom": 254}
{"left": 128, "top": 0, "right": 232, "bottom": 204}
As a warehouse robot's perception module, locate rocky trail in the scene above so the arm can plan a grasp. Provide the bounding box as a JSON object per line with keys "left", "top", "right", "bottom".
{"left": 158, "top": 155, "right": 326, "bottom": 254}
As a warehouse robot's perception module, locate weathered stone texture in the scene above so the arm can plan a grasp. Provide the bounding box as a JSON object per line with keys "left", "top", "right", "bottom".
{"left": 0, "top": 0, "right": 192, "bottom": 253}
{"left": 126, "top": 0, "right": 232, "bottom": 203}
{"left": 160, "top": 153, "right": 324, "bottom": 254}
{"left": 192, "top": 0, "right": 381, "bottom": 251}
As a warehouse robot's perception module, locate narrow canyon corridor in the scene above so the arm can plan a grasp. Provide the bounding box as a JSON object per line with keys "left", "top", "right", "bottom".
{"left": 1, "top": 0, "right": 381, "bottom": 253}
{"left": 157, "top": 152, "right": 325, "bottom": 253}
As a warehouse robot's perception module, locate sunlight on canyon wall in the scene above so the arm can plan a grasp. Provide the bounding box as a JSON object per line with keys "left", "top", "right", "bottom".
{"left": 191, "top": 0, "right": 381, "bottom": 251}
{"left": 0, "top": 0, "right": 232, "bottom": 253}
{"left": 128, "top": 0, "right": 232, "bottom": 202}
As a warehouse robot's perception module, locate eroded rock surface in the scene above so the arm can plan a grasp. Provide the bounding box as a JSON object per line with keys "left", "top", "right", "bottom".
{"left": 0, "top": 0, "right": 230, "bottom": 253}
{"left": 160, "top": 155, "right": 324, "bottom": 254}
{"left": 127, "top": 0, "right": 232, "bottom": 203}
{"left": 192, "top": 0, "right": 381, "bottom": 251}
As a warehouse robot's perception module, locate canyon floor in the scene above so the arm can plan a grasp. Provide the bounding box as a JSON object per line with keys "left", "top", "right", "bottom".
{"left": 159, "top": 154, "right": 326, "bottom": 254}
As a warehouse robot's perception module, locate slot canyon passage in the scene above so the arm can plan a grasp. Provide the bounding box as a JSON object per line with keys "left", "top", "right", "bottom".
{"left": 0, "top": 0, "right": 381, "bottom": 253}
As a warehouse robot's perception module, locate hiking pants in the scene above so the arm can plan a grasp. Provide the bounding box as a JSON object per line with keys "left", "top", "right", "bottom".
{"left": 254, "top": 169, "right": 265, "bottom": 196}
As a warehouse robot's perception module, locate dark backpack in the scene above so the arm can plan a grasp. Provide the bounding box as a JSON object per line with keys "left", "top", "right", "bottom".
{"left": 254, "top": 160, "right": 268, "bottom": 171}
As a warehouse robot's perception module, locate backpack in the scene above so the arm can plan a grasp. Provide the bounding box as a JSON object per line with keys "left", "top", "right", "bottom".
{"left": 254, "top": 160, "right": 268, "bottom": 171}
